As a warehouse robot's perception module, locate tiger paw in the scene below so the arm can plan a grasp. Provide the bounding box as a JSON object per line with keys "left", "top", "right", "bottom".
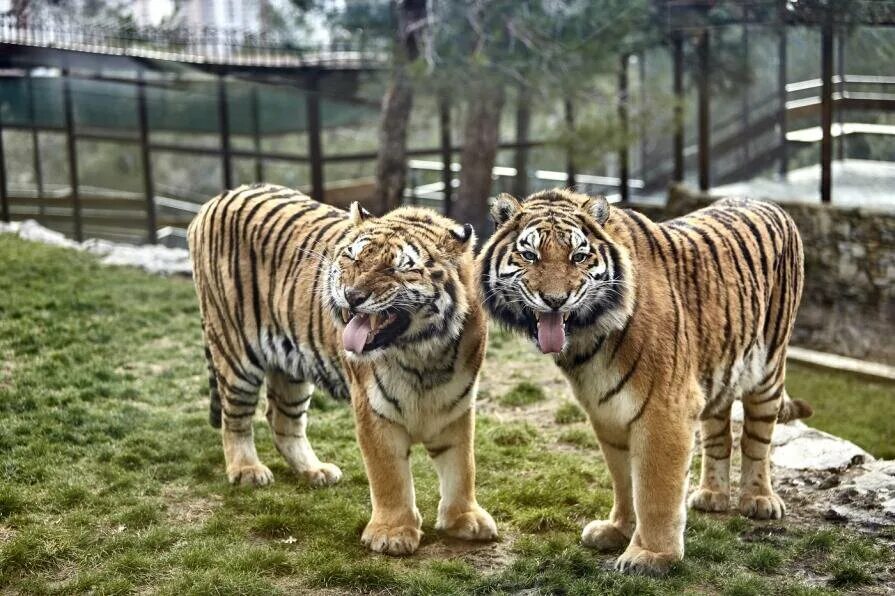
{"left": 739, "top": 491, "right": 786, "bottom": 520}
{"left": 615, "top": 544, "right": 680, "bottom": 576}
{"left": 437, "top": 506, "right": 498, "bottom": 541}
{"left": 581, "top": 519, "right": 630, "bottom": 552}
{"left": 302, "top": 462, "right": 343, "bottom": 487}
{"left": 688, "top": 488, "right": 730, "bottom": 513}
{"left": 228, "top": 463, "right": 274, "bottom": 487}
{"left": 361, "top": 521, "right": 422, "bottom": 556}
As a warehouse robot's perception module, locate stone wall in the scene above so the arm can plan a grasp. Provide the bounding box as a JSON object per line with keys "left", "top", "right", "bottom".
{"left": 634, "top": 185, "right": 895, "bottom": 365}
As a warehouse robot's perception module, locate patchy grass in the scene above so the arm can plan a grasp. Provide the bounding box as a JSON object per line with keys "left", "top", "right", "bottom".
{"left": 1, "top": 234, "right": 893, "bottom": 594}
{"left": 786, "top": 362, "right": 895, "bottom": 459}
{"left": 497, "top": 381, "right": 546, "bottom": 407}
{"left": 555, "top": 401, "right": 587, "bottom": 424}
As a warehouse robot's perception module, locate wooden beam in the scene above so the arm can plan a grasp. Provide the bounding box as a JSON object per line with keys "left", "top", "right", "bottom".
{"left": 136, "top": 72, "right": 157, "bottom": 244}
{"left": 821, "top": 14, "right": 834, "bottom": 203}
{"left": 697, "top": 28, "right": 711, "bottom": 192}
{"left": 672, "top": 32, "right": 685, "bottom": 182}
{"left": 62, "top": 68, "right": 83, "bottom": 241}
{"left": 306, "top": 72, "right": 324, "bottom": 203}
{"left": 439, "top": 93, "right": 453, "bottom": 215}
{"left": 217, "top": 74, "right": 233, "bottom": 190}
{"left": 513, "top": 85, "right": 530, "bottom": 198}
{"left": 618, "top": 54, "right": 630, "bottom": 201}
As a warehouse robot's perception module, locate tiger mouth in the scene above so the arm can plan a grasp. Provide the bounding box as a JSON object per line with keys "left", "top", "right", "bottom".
{"left": 340, "top": 308, "right": 410, "bottom": 354}
{"left": 532, "top": 310, "right": 570, "bottom": 355}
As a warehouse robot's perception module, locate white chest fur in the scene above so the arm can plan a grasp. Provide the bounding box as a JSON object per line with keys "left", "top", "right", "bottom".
{"left": 365, "top": 355, "right": 477, "bottom": 442}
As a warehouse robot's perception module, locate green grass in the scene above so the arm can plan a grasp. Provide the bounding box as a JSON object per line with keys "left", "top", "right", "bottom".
{"left": 0, "top": 234, "right": 892, "bottom": 594}
{"left": 555, "top": 401, "right": 587, "bottom": 424}
{"left": 786, "top": 363, "right": 895, "bottom": 458}
{"left": 498, "top": 381, "right": 546, "bottom": 407}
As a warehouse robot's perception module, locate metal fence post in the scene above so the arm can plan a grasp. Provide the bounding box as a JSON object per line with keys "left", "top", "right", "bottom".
{"left": 251, "top": 85, "right": 264, "bottom": 182}
{"left": 618, "top": 53, "right": 630, "bottom": 201}
{"left": 26, "top": 71, "right": 44, "bottom": 208}
{"left": 778, "top": 19, "right": 789, "bottom": 177}
{"left": 672, "top": 32, "right": 685, "bottom": 183}
{"left": 137, "top": 71, "right": 157, "bottom": 244}
{"left": 306, "top": 71, "right": 324, "bottom": 202}
{"left": 0, "top": 104, "right": 7, "bottom": 223}
{"left": 820, "top": 13, "right": 834, "bottom": 204}
{"left": 697, "top": 28, "right": 711, "bottom": 192}
{"left": 62, "top": 68, "right": 83, "bottom": 241}
{"left": 564, "top": 99, "right": 576, "bottom": 189}
{"left": 512, "top": 85, "right": 529, "bottom": 199}
{"left": 217, "top": 73, "right": 233, "bottom": 190}
{"left": 439, "top": 93, "right": 453, "bottom": 215}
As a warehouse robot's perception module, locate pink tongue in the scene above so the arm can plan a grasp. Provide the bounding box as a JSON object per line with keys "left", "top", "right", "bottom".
{"left": 537, "top": 312, "right": 566, "bottom": 354}
{"left": 343, "top": 314, "right": 371, "bottom": 353}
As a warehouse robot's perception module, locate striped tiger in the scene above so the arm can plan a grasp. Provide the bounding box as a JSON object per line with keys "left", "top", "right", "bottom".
{"left": 188, "top": 183, "right": 497, "bottom": 555}
{"left": 477, "top": 188, "right": 811, "bottom": 575}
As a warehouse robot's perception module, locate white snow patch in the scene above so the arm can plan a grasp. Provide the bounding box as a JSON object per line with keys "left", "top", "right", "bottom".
{"left": 1, "top": 219, "right": 191, "bottom": 276}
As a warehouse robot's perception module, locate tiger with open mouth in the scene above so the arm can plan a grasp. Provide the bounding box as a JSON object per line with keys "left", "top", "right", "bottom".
{"left": 188, "top": 183, "right": 496, "bottom": 555}
{"left": 477, "top": 188, "right": 811, "bottom": 575}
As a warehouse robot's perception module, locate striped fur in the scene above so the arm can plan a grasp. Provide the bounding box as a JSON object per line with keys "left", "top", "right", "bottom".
{"left": 188, "top": 183, "right": 496, "bottom": 555}
{"left": 477, "top": 189, "right": 811, "bottom": 575}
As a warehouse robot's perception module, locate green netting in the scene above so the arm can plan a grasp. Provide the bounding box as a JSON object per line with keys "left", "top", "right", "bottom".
{"left": 0, "top": 73, "right": 378, "bottom": 135}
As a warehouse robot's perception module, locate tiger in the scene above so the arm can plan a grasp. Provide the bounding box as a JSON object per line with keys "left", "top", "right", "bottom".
{"left": 188, "top": 183, "right": 497, "bottom": 556}
{"left": 477, "top": 188, "right": 812, "bottom": 575}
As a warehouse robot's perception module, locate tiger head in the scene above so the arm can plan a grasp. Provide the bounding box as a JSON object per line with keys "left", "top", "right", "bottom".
{"left": 327, "top": 202, "right": 475, "bottom": 358}
{"left": 477, "top": 189, "right": 634, "bottom": 354}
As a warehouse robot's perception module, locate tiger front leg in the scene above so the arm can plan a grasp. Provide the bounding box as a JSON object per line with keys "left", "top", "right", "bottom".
{"left": 616, "top": 409, "right": 694, "bottom": 576}
{"left": 424, "top": 407, "right": 497, "bottom": 542}
{"left": 354, "top": 398, "right": 422, "bottom": 556}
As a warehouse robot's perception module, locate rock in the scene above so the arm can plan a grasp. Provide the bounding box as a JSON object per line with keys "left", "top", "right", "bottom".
{"left": 823, "top": 508, "right": 848, "bottom": 522}
{"left": 771, "top": 426, "right": 874, "bottom": 471}
{"left": 818, "top": 474, "right": 841, "bottom": 490}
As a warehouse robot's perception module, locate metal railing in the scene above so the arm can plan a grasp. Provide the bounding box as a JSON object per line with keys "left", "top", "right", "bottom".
{"left": 0, "top": 15, "right": 388, "bottom": 68}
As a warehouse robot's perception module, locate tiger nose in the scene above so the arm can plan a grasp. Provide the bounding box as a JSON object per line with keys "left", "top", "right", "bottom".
{"left": 345, "top": 287, "right": 370, "bottom": 308}
{"left": 542, "top": 293, "right": 568, "bottom": 310}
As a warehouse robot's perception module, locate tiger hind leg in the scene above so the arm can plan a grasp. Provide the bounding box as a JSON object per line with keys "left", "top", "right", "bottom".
{"left": 689, "top": 403, "right": 733, "bottom": 513}
{"left": 219, "top": 380, "right": 273, "bottom": 487}
{"left": 739, "top": 387, "right": 786, "bottom": 519}
{"left": 265, "top": 371, "right": 342, "bottom": 487}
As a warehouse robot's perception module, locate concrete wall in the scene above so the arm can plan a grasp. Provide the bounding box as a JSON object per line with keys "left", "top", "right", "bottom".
{"left": 633, "top": 185, "right": 895, "bottom": 365}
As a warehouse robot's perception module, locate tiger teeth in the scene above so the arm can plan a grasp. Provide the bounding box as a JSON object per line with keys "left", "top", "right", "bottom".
{"left": 369, "top": 313, "right": 381, "bottom": 331}
{"left": 562, "top": 313, "right": 569, "bottom": 322}
{"left": 341, "top": 308, "right": 350, "bottom": 323}
{"left": 534, "top": 312, "right": 541, "bottom": 321}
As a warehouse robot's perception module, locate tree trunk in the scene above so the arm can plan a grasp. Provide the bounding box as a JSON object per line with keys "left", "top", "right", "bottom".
{"left": 373, "top": 0, "right": 427, "bottom": 214}
{"left": 454, "top": 85, "right": 504, "bottom": 237}
{"left": 374, "top": 67, "right": 414, "bottom": 213}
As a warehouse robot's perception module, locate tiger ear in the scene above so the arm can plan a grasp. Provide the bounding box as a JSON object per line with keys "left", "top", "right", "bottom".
{"left": 583, "top": 195, "right": 610, "bottom": 226}
{"left": 490, "top": 193, "right": 520, "bottom": 226}
{"left": 349, "top": 201, "right": 373, "bottom": 226}
{"left": 449, "top": 223, "right": 476, "bottom": 248}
